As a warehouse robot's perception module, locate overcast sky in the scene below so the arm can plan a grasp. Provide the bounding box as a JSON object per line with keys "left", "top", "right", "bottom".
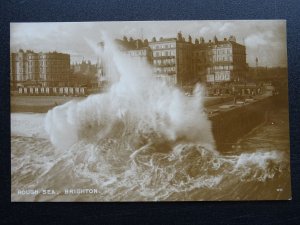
{"left": 10, "top": 20, "right": 287, "bottom": 67}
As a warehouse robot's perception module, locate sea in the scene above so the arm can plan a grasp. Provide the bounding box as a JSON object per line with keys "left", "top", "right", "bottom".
{"left": 10, "top": 36, "right": 291, "bottom": 201}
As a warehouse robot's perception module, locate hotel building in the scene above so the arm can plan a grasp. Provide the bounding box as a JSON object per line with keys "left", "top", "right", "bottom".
{"left": 10, "top": 50, "right": 70, "bottom": 88}
{"left": 115, "top": 33, "right": 248, "bottom": 87}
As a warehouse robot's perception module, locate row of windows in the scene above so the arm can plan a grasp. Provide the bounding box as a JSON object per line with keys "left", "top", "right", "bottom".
{"left": 16, "top": 61, "right": 68, "bottom": 66}
{"left": 153, "top": 58, "right": 176, "bottom": 64}
{"left": 17, "top": 55, "right": 69, "bottom": 60}
{"left": 152, "top": 43, "right": 175, "bottom": 49}
{"left": 155, "top": 67, "right": 176, "bottom": 73}
{"left": 40, "top": 61, "right": 69, "bottom": 66}
{"left": 208, "top": 65, "right": 233, "bottom": 72}
{"left": 153, "top": 50, "right": 176, "bottom": 57}
{"left": 214, "top": 73, "right": 231, "bottom": 81}
{"left": 18, "top": 68, "right": 68, "bottom": 73}
{"left": 128, "top": 50, "right": 147, "bottom": 56}
{"left": 39, "top": 56, "right": 69, "bottom": 60}
{"left": 212, "top": 48, "right": 232, "bottom": 54}
{"left": 213, "top": 56, "right": 233, "bottom": 62}
{"left": 155, "top": 75, "right": 176, "bottom": 85}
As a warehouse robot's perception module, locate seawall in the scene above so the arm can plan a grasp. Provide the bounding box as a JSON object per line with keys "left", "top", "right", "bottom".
{"left": 209, "top": 96, "right": 274, "bottom": 152}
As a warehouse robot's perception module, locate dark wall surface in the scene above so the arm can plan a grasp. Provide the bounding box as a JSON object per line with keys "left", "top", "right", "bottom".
{"left": 1, "top": 0, "right": 300, "bottom": 224}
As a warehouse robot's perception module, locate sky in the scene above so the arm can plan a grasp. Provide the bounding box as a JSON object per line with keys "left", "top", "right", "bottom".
{"left": 10, "top": 20, "right": 287, "bottom": 67}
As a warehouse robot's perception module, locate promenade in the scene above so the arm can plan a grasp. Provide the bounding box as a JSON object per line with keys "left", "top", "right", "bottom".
{"left": 11, "top": 95, "right": 233, "bottom": 113}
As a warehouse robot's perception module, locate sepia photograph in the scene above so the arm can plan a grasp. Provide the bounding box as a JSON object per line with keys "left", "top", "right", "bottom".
{"left": 10, "top": 20, "right": 291, "bottom": 201}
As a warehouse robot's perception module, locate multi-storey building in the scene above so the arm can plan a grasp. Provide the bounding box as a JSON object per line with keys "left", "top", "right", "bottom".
{"left": 205, "top": 35, "right": 247, "bottom": 83}
{"left": 26, "top": 51, "right": 40, "bottom": 81}
{"left": 115, "top": 33, "right": 194, "bottom": 86}
{"left": 39, "top": 51, "right": 70, "bottom": 87}
{"left": 10, "top": 50, "right": 70, "bottom": 88}
{"left": 192, "top": 37, "right": 208, "bottom": 83}
{"left": 148, "top": 37, "right": 178, "bottom": 85}
{"left": 10, "top": 53, "right": 16, "bottom": 89}
{"left": 115, "top": 37, "right": 152, "bottom": 63}
{"left": 148, "top": 33, "right": 194, "bottom": 86}
{"left": 10, "top": 50, "right": 40, "bottom": 86}
{"left": 115, "top": 33, "right": 247, "bottom": 88}
{"left": 71, "top": 60, "right": 97, "bottom": 76}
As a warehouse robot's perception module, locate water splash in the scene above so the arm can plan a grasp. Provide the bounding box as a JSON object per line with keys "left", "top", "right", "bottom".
{"left": 45, "top": 34, "right": 215, "bottom": 153}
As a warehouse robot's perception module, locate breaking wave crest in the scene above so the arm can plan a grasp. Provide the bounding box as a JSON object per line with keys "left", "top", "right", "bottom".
{"left": 45, "top": 34, "right": 215, "bottom": 153}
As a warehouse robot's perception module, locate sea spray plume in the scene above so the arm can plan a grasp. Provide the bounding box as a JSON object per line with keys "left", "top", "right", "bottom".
{"left": 84, "top": 37, "right": 107, "bottom": 87}
{"left": 45, "top": 33, "right": 215, "bottom": 153}
{"left": 45, "top": 100, "right": 80, "bottom": 150}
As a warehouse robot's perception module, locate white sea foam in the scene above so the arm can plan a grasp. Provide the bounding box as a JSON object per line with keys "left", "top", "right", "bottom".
{"left": 45, "top": 34, "right": 215, "bottom": 152}
{"left": 11, "top": 113, "right": 47, "bottom": 138}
